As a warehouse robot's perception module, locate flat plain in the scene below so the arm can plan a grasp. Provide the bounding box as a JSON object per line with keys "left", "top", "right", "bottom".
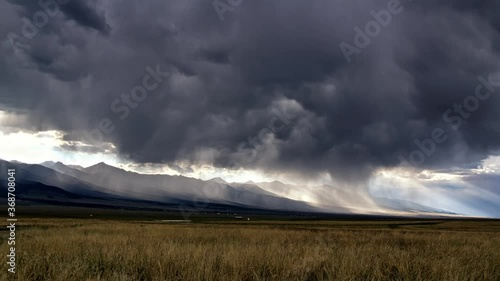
{"left": 1, "top": 208, "right": 499, "bottom": 281}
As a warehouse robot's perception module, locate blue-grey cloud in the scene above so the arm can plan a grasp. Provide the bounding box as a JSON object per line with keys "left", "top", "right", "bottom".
{"left": 0, "top": 0, "right": 500, "bottom": 184}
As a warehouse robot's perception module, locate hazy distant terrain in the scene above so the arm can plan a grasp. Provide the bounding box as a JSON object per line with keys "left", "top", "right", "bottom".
{"left": 0, "top": 159, "right": 459, "bottom": 217}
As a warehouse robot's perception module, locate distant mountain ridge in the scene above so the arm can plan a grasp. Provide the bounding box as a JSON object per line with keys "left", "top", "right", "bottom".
{"left": 0, "top": 159, "right": 319, "bottom": 212}
{"left": 0, "top": 159, "right": 459, "bottom": 216}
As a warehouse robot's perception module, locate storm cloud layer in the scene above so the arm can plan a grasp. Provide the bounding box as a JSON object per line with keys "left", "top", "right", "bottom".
{"left": 1, "top": 0, "right": 500, "bottom": 182}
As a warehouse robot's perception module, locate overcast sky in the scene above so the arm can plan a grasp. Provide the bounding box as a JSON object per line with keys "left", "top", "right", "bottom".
{"left": 1, "top": 0, "right": 499, "bottom": 217}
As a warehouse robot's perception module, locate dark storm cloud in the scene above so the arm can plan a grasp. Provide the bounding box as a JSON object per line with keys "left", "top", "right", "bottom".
{"left": 6, "top": 0, "right": 110, "bottom": 34}
{"left": 59, "top": 0, "right": 111, "bottom": 34}
{"left": 1, "top": 0, "right": 500, "bottom": 182}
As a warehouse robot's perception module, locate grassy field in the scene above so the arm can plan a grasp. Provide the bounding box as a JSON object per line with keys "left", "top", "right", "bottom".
{"left": 1, "top": 216, "right": 499, "bottom": 281}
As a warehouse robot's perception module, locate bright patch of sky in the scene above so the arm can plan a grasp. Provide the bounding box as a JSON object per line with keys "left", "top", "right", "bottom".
{"left": 0, "top": 130, "right": 122, "bottom": 167}
{"left": 369, "top": 167, "right": 500, "bottom": 218}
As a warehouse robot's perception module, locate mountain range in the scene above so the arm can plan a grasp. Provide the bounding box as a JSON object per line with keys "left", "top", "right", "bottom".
{"left": 0, "top": 159, "right": 458, "bottom": 217}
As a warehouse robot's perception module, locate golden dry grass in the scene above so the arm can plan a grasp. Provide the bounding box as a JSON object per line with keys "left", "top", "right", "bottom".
{"left": 1, "top": 218, "right": 499, "bottom": 280}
